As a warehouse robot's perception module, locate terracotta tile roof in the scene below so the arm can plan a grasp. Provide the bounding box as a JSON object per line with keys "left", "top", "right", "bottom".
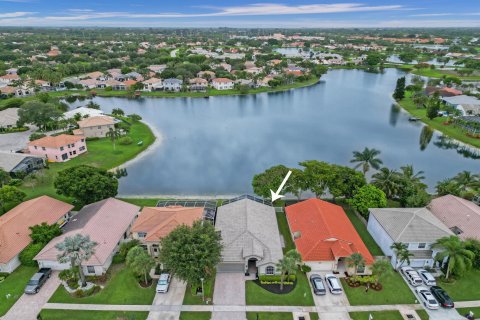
{"left": 428, "top": 195, "right": 480, "bottom": 240}
{"left": 124, "top": 79, "right": 138, "bottom": 86}
{"left": 212, "top": 77, "right": 233, "bottom": 83}
{"left": 28, "top": 134, "right": 84, "bottom": 149}
{"left": 0, "top": 196, "right": 73, "bottom": 263}
{"left": 285, "top": 199, "right": 374, "bottom": 264}
{"left": 131, "top": 206, "right": 203, "bottom": 242}
{"left": 77, "top": 116, "right": 114, "bottom": 128}
{"left": 35, "top": 198, "right": 139, "bottom": 266}
{"left": 87, "top": 71, "right": 104, "bottom": 79}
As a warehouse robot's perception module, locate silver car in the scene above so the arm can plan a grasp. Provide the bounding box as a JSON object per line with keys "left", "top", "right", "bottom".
{"left": 418, "top": 269, "right": 436, "bottom": 286}
{"left": 156, "top": 273, "right": 170, "bottom": 293}
{"left": 325, "top": 274, "right": 343, "bottom": 295}
{"left": 416, "top": 286, "right": 439, "bottom": 310}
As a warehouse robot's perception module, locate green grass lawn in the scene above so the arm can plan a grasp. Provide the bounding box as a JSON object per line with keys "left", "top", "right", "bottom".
{"left": 310, "top": 312, "right": 320, "bottom": 320}
{"left": 437, "top": 269, "right": 480, "bottom": 301}
{"left": 246, "top": 272, "right": 314, "bottom": 306}
{"left": 349, "top": 310, "right": 404, "bottom": 320}
{"left": 119, "top": 198, "right": 163, "bottom": 208}
{"left": 246, "top": 312, "right": 293, "bottom": 320}
{"left": 38, "top": 310, "right": 148, "bottom": 320}
{"left": 19, "top": 120, "right": 156, "bottom": 202}
{"left": 338, "top": 201, "right": 384, "bottom": 256}
{"left": 456, "top": 307, "right": 480, "bottom": 319}
{"left": 0, "top": 266, "right": 37, "bottom": 316}
{"left": 416, "top": 309, "right": 430, "bottom": 320}
{"left": 182, "top": 271, "right": 215, "bottom": 305}
{"left": 397, "top": 91, "right": 480, "bottom": 149}
{"left": 341, "top": 271, "right": 416, "bottom": 305}
{"left": 179, "top": 312, "right": 212, "bottom": 320}
{"left": 48, "top": 265, "right": 156, "bottom": 305}
{"left": 411, "top": 68, "right": 480, "bottom": 81}
{"left": 276, "top": 212, "right": 295, "bottom": 253}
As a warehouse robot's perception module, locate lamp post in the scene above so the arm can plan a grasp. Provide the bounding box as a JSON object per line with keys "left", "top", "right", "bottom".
{"left": 200, "top": 278, "right": 205, "bottom": 303}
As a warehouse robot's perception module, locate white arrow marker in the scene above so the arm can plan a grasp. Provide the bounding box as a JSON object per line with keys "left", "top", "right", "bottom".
{"left": 270, "top": 170, "right": 292, "bottom": 202}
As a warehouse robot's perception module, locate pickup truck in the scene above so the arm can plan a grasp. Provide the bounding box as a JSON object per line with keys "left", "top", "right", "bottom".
{"left": 24, "top": 268, "right": 52, "bottom": 294}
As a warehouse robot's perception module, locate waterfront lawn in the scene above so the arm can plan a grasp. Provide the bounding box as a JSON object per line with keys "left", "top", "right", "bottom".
{"left": 48, "top": 265, "right": 155, "bottom": 305}
{"left": 437, "top": 270, "right": 480, "bottom": 301}
{"left": 338, "top": 201, "right": 384, "bottom": 256}
{"left": 179, "top": 312, "right": 212, "bottom": 320}
{"left": 119, "top": 198, "right": 163, "bottom": 208}
{"left": 246, "top": 312, "right": 292, "bottom": 320}
{"left": 276, "top": 212, "right": 295, "bottom": 253}
{"left": 398, "top": 91, "right": 480, "bottom": 149}
{"left": 416, "top": 309, "right": 430, "bottom": 320}
{"left": 456, "top": 307, "right": 480, "bottom": 319}
{"left": 341, "top": 272, "right": 416, "bottom": 305}
{"left": 19, "top": 120, "right": 155, "bottom": 201}
{"left": 245, "top": 272, "right": 314, "bottom": 306}
{"left": 38, "top": 310, "right": 149, "bottom": 320}
{"left": 411, "top": 68, "right": 480, "bottom": 81}
{"left": 349, "top": 311, "right": 404, "bottom": 320}
{"left": 0, "top": 266, "right": 37, "bottom": 317}
{"left": 182, "top": 271, "right": 215, "bottom": 305}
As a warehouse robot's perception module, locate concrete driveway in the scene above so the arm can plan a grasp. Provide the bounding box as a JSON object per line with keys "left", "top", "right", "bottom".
{"left": 147, "top": 277, "right": 186, "bottom": 320}
{"left": 2, "top": 271, "right": 60, "bottom": 320}
{"left": 212, "top": 272, "right": 245, "bottom": 320}
{"left": 307, "top": 272, "right": 350, "bottom": 320}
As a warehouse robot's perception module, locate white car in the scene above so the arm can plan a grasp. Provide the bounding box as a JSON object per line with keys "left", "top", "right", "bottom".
{"left": 418, "top": 269, "right": 436, "bottom": 286}
{"left": 325, "top": 274, "right": 343, "bottom": 295}
{"left": 416, "top": 286, "right": 439, "bottom": 309}
{"left": 156, "top": 273, "right": 171, "bottom": 293}
{"left": 401, "top": 266, "right": 423, "bottom": 286}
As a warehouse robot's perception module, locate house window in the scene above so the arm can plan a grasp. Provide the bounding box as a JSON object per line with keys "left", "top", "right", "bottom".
{"left": 34, "top": 146, "right": 38, "bottom": 150}
{"left": 98, "top": 126, "right": 101, "bottom": 129}
{"left": 266, "top": 266, "right": 275, "bottom": 275}
{"left": 138, "top": 232, "right": 147, "bottom": 238}
{"left": 71, "top": 143, "right": 75, "bottom": 147}
{"left": 357, "top": 264, "right": 365, "bottom": 273}
{"left": 79, "top": 146, "right": 85, "bottom": 151}
{"left": 86, "top": 266, "right": 95, "bottom": 274}
{"left": 60, "top": 147, "right": 64, "bottom": 151}
{"left": 69, "top": 152, "right": 72, "bottom": 156}
{"left": 418, "top": 243, "right": 426, "bottom": 249}
{"left": 81, "top": 139, "right": 85, "bottom": 142}
{"left": 42, "top": 147, "right": 46, "bottom": 151}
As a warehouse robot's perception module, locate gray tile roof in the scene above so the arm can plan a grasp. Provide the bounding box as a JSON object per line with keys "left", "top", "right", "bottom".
{"left": 369, "top": 207, "right": 454, "bottom": 243}
{"left": 0, "top": 152, "right": 43, "bottom": 172}
{"left": 215, "top": 198, "right": 283, "bottom": 267}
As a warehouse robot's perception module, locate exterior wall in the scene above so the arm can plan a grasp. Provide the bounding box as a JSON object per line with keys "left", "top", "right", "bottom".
{"left": 212, "top": 81, "right": 234, "bottom": 90}
{"left": 0, "top": 255, "right": 21, "bottom": 273}
{"left": 28, "top": 138, "right": 87, "bottom": 162}
{"left": 79, "top": 124, "right": 115, "bottom": 138}
{"left": 37, "top": 259, "right": 71, "bottom": 270}
{"left": 305, "top": 260, "right": 336, "bottom": 272}
{"left": 367, "top": 214, "right": 396, "bottom": 266}
{"left": 258, "top": 263, "right": 281, "bottom": 275}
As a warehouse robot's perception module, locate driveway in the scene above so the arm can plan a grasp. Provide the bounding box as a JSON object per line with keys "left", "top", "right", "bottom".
{"left": 2, "top": 271, "right": 60, "bottom": 320}
{"left": 212, "top": 272, "right": 245, "bottom": 320}
{"left": 147, "top": 277, "right": 186, "bottom": 320}
{"left": 307, "top": 272, "right": 350, "bottom": 320}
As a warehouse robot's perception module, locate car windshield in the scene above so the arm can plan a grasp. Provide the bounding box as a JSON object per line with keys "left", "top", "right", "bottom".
{"left": 429, "top": 299, "right": 437, "bottom": 304}
{"left": 314, "top": 279, "right": 323, "bottom": 288}
{"left": 158, "top": 280, "right": 167, "bottom": 285}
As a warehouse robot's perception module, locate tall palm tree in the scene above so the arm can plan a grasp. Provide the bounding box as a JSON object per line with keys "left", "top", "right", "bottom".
{"left": 350, "top": 147, "right": 383, "bottom": 175}
{"left": 371, "top": 259, "right": 393, "bottom": 285}
{"left": 276, "top": 249, "right": 302, "bottom": 291}
{"left": 345, "top": 253, "right": 366, "bottom": 276}
{"left": 398, "top": 249, "right": 414, "bottom": 269}
{"left": 106, "top": 128, "right": 121, "bottom": 150}
{"left": 454, "top": 171, "right": 480, "bottom": 192}
{"left": 399, "top": 165, "right": 425, "bottom": 185}
{"left": 390, "top": 242, "right": 408, "bottom": 270}
{"left": 55, "top": 234, "right": 97, "bottom": 287}
{"left": 433, "top": 236, "right": 475, "bottom": 280}
{"left": 372, "top": 167, "right": 400, "bottom": 199}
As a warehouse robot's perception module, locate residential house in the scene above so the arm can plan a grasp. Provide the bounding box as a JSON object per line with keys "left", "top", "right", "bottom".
{"left": 0, "top": 74, "right": 20, "bottom": 85}
{"left": 74, "top": 116, "right": 115, "bottom": 138}
{"left": 425, "top": 86, "right": 462, "bottom": 97}
{"left": 105, "top": 79, "right": 127, "bottom": 91}
{"left": 188, "top": 78, "right": 208, "bottom": 91}
{"left": 0, "top": 196, "right": 73, "bottom": 273}
{"left": 0, "top": 152, "right": 44, "bottom": 177}
{"left": 428, "top": 194, "right": 480, "bottom": 240}
{"left": 131, "top": 206, "right": 204, "bottom": 257}
{"left": 286, "top": 199, "right": 374, "bottom": 274}
{"left": 212, "top": 78, "right": 234, "bottom": 90}
{"left": 86, "top": 71, "right": 105, "bottom": 81}
{"left": 124, "top": 79, "right": 138, "bottom": 89}
{"left": 28, "top": 134, "right": 87, "bottom": 162}
{"left": 215, "top": 196, "right": 283, "bottom": 275}
{"left": 197, "top": 71, "right": 216, "bottom": 79}
{"left": 79, "top": 78, "right": 99, "bottom": 89}
{"left": 442, "top": 95, "right": 480, "bottom": 116}
{"left": 163, "top": 78, "right": 183, "bottom": 92}
{"left": 0, "top": 86, "right": 17, "bottom": 98}
{"left": 142, "top": 78, "right": 163, "bottom": 91}
{"left": 220, "top": 63, "right": 232, "bottom": 72}
{"left": 367, "top": 208, "right": 454, "bottom": 268}
{"left": 148, "top": 65, "right": 167, "bottom": 74}
{"left": 0, "top": 108, "right": 19, "bottom": 129}
{"left": 63, "top": 107, "right": 105, "bottom": 120}
{"left": 35, "top": 198, "right": 139, "bottom": 275}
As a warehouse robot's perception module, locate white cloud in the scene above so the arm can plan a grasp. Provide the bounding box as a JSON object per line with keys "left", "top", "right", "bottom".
{"left": 0, "top": 11, "right": 34, "bottom": 18}
{"left": 411, "top": 12, "right": 480, "bottom": 17}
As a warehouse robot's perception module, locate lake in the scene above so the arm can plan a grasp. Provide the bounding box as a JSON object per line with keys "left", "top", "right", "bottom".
{"left": 69, "top": 69, "right": 479, "bottom": 196}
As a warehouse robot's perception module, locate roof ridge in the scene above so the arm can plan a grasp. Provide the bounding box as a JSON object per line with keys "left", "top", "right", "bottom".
{"left": 393, "top": 208, "right": 421, "bottom": 242}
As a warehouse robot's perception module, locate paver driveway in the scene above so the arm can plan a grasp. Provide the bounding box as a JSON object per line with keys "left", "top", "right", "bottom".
{"left": 2, "top": 271, "right": 60, "bottom": 320}
{"left": 147, "top": 277, "right": 186, "bottom": 320}
{"left": 307, "top": 272, "right": 350, "bottom": 320}
{"left": 212, "top": 272, "right": 245, "bottom": 320}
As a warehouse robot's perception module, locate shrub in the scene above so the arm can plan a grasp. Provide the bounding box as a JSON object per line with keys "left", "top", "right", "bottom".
{"left": 67, "top": 279, "right": 79, "bottom": 289}
{"left": 118, "top": 239, "right": 140, "bottom": 258}
{"left": 112, "top": 253, "right": 125, "bottom": 264}
{"left": 86, "top": 136, "right": 100, "bottom": 141}
{"left": 29, "top": 132, "right": 47, "bottom": 141}
{"left": 59, "top": 269, "right": 78, "bottom": 282}
{"left": 73, "top": 285, "right": 100, "bottom": 298}
{"left": 105, "top": 87, "right": 113, "bottom": 91}
{"left": 301, "top": 264, "right": 312, "bottom": 273}
{"left": 127, "top": 114, "right": 142, "bottom": 122}
{"left": 8, "top": 179, "right": 22, "bottom": 186}
{"left": 19, "top": 243, "right": 44, "bottom": 266}
{"left": 259, "top": 274, "right": 296, "bottom": 284}
{"left": 119, "top": 136, "right": 133, "bottom": 145}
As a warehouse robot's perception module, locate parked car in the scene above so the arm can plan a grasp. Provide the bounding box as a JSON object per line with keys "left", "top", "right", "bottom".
{"left": 416, "top": 286, "right": 439, "bottom": 310}
{"left": 400, "top": 266, "right": 415, "bottom": 275}
{"left": 401, "top": 266, "right": 423, "bottom": 286}
{"left": 325, "top": 274, "right": 342, "bottom": 294}
{"left": 418, "top": 269, "right": 436, "bottom": 286}
{"left": 430, "top": 286, "right": 455, "bottom": 308}
{"left": 156, "top": 273, "right": 171, "bottom": 293}
{"left": 24, "top": 268, "right": 51, "bottom": 294}
{"left": 310, "top": 274, "right": 326, "bottom": 295}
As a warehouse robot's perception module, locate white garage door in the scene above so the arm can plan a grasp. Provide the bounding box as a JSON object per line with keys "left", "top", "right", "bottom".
{"left": 38, "top": 260, "right": 70, "bottom": 270}
{"left": 217, "top": 263, "right": 244, "bottom": 273}
{"left": 409, "top": 259, "right": 427, "bottom": 268}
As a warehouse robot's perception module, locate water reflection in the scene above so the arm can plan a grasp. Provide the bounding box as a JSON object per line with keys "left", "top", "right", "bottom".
{"left": 419, "top": 126, "right": 434, "bottom": 151}
{"left": 433, "top": 135, "right": 480, "bottom": 159}
{"left": 389, "top": 104, "right": 401, "bottom": 127}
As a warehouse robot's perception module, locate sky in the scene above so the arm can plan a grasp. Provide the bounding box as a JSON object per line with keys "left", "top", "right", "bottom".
{"left": 0, "top": 0, "right": 479, "bottom": 28}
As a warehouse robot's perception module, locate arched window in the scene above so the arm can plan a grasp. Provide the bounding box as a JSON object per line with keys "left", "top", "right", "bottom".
{"left": 266, "top": 266, "right": 275, "bottom": 275}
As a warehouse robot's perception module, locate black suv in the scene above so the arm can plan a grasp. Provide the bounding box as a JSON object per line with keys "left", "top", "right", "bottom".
{"left": 430, "top": 286, "right": 454, "bottom": 308}
{"left": 24, "top": 268, "right": 52, "bottom": 294}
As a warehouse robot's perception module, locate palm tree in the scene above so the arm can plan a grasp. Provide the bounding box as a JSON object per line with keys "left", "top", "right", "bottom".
{"left": 350, "top": 147, "right": 383, "bottom": 175}
{"left": 106, "top": 128, "right": 121, "bottom": 150}
{"left": 399, "top": 165, "right": 426, "bottom": 185}
{"left": 398, "top": 249, "right": 414, "bottom": 269}
{"left": 55, "top": 234, "right": 97, "bottom": 287}
{"left": 454, "top": 171, "right": 480, "bottom": 192}
{"left": 371, "top": 259, "right": 392, "bottom": 285}
{"left": 433, "top": 236, "right": 475, "bottom": 280}
{"left": 345, "top": 253, "right": 366, "bottom": 276}
{"left": 372, "top": 167, "right": 399, "bottom": 199}
{"left": 390, "top": 242, "right": 408, "bottom": 270}
{"left": 276, "top": 249, "right": 302, "bottom": 291}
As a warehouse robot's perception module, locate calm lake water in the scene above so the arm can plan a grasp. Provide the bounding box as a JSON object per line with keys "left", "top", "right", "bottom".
{"left": 69, "top": 69, "right": 479, "bottom": 196}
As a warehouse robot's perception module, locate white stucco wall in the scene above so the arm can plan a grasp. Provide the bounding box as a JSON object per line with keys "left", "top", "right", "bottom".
{"left": 0, "top": 255, "right": 21, "bottom": 273}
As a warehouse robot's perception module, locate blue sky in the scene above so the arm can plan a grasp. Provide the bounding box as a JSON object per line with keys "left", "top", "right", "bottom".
{"left": 0, "top": 0, "right": 479, "bottom": 28}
